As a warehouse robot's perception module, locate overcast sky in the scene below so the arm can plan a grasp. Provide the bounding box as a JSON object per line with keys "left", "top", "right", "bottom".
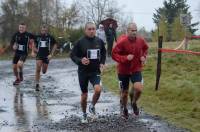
{"left": 116, "top": 0, "right": 200, "bottom": 33}
{"left": 64, "top": 0, "right": 200, "bottom": 34}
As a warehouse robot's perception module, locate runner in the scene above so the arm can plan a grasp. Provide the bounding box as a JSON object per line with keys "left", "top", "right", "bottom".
{"left": 112, "top": 22, "right": 148, "bottom": 119}
{"left": 10, "top": 23, "right": 34, "bottom": 85}
{"left": 32, "top": 25, "right": 57, "bottom": 91}
{"left": 70, "top": 22, "right": 106, "bottom": 123}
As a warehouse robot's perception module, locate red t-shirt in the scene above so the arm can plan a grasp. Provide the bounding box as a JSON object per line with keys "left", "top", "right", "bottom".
{"left": 112, "top": 35, "right": 148, "bottom": 75}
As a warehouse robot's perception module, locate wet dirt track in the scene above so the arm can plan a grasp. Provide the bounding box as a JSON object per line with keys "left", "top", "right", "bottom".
{"left": 0, "top": 59, "right": 190, "bottom": 132}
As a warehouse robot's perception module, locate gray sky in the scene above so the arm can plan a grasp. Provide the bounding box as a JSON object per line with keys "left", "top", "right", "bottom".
{"left": 64, "top": 0, "right": 200, "bottom": 33}
{"left": 117, "top": 0, "right": 200, "bottom": 33}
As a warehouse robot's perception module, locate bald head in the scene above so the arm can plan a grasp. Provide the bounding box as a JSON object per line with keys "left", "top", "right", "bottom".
{"left": 127, "top": 22, "right": 137, "bottom": 39}
{"left": 127, "top": 22, "right": 137, "bottom": 31}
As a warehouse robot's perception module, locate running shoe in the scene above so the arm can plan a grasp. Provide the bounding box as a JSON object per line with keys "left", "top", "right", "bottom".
{"left": 122, "top": 108, "right": 129, "bottom": 119}
{"left": 13, "top": 79, "right": 21, "bottom": 85}
{"left": 35, "top": 83, "right": 40, "bottom": 91}
{"left": 81, "top": 113, "right": 88, "bottom": 124}
{"left": 89, "top": 104, "right": 95, "bottom": 115}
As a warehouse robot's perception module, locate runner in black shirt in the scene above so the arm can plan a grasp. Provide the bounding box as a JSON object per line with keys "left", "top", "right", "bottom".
{"left": 32, "top": 25, "right": 57, "bottom": 91}
{"left": 10, "top": 23, "right": 34, "bottom": 85}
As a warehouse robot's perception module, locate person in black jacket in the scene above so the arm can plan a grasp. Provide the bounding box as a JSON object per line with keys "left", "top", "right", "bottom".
{"left": 105, "top": 23, "right": 117, "bottom": 57}
{"left": 70, "top": 22, "right": 106, "bottom": 123}
{"left": 10, "top": 23, "right": 34, "bottom": 85}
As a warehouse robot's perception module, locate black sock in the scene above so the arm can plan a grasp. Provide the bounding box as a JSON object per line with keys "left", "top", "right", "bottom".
{"left": 19, "top": 72, "right": 23, "bottom": 79}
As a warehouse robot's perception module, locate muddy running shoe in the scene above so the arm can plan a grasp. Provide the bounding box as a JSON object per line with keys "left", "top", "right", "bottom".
{"left": 122, "top": 108, "right": 129, "bottom": 119}
{"left": 13, "top": 79, "right": 21, "bottom": 85}
{"left": 132, "top": 103, "right": 139, "bottom": 116}
{"left": 89, "top": 104, "right": 95, "bottom": 115}
{"left": 35, "top": 84, "right": 40, "bottom": 91}
{"left": 81, "top": 113, "right": 88, "bottom": 124}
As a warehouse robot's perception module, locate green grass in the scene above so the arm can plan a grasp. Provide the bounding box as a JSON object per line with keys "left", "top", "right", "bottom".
{"left": 102, "top": 41, "right": 200, "bottom": 132}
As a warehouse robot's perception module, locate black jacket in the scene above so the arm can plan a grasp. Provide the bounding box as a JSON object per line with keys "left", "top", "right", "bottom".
{"left": 70, "top": 36, "right": 106, "bottom": 73}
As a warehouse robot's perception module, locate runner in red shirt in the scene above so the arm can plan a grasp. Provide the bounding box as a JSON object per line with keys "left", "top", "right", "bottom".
{"left": 112, "top": 23, "right": 148, "bottom": 119}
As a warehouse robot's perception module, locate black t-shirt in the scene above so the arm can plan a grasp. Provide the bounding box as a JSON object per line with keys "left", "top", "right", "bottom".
{"left": 10, "top": 32, "right": 34, "bottom": 55}
{"left": 35, "top": 34, "right": 56, "bottom": 57}
{"left": 70, "top": 36, "right": 106, "bottom": 73}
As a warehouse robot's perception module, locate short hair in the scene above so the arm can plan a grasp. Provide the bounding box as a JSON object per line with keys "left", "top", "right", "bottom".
{"left": 41, "top": 24, "right": 48, "bottom": 29}
{"left": 85, "top": 22, "right": 95, "bottom": 29}
{"left": 127, "top": 22, "right": 137, "bottom": 30}
{"left": 19, "top": 22, "right": 26, "bottom": 26}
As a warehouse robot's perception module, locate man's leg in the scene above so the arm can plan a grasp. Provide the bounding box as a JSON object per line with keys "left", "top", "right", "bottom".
{"left": 18, "top": 55, "right": 27, "bottom": 81}
{"left": 92, "top": 84, "right": 101, "bottom": 106}
{"left": 129, "top": 88, "right": 134, "bottom": 105}
{"left": 89, "top": 74, "right": 102, "bottom": 115}
{"left": 132, "top": 82, "right": 143, "bottom": 104}
{"left": 78, "top": 71, "right": 89, "bottom": 123}
{"left": 12, "top": 55, "right": 20, "bottom": 85}
{"left": 42, "top": 58, "right": 49, "bottom": 74}
{"left": 81, "top": 92, "right": 88, "bottom": 114}
{"left": 107, "top": 41, "right": 112, "bottom": 56}
{"left": 118, "top": 74, "right": 130, "bottom": 119}
{"left": 17, "top": 61, "right": 24, "bottom": 81}
{"left": 35, "top": 60, "right": 42, "bottom": 90}
{"left": 13, "top": 64, "right": 19, "bottom": 80}
{"left": 130, "top": 72, "right": 143, "bottom": 116}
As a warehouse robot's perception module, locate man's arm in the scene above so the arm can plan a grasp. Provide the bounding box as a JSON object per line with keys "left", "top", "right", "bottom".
{"left": 142, "top": 39, "right": 149, "bottom": 58}
{"left": 70, "top": 41, "right": 82, "bottom": 65}
{"left": 140, "top": 39, "right": 149, "bottom": 64}
{"left": 10, "top": 33, "right": 17, "bottom": 50}
{"left": 100, "top": 41, "right": 106, "bottom": 65}
{"left": 112, "top": 41, "right": 129, "bottom": 63}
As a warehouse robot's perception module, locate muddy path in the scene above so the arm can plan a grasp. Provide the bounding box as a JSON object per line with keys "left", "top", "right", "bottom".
{"left": 0, "top": 59, "right": 189, "bottom": 132}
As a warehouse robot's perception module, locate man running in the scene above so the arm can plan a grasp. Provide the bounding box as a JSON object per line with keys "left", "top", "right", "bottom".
{"left": 10, "top": 23, "right": 34, "bottom": 85}
{"left": 70, "top": 22, "right": 106, "bottom": 123}
{"left": 32, "top": 25, "right": 57, "bottom": 91}
{"left": 112, "top": 22, "right": 148, "bottom": 119}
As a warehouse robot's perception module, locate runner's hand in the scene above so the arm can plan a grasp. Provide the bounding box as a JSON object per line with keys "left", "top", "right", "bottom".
{"left": 140, "top": 56, "right": 146, "bottom": 65}
{"left": 31, "top": 52, "right": 36, "bottom": 58}
{"left": 127, "top": 54, "right": 134, "bottom": 61}
{"left": 81, "top": 57, "right": 90, "bottom": 65}
{"left": 13, "top": 43, "right": 18, "bottom": 50}
{"left": 48, "top": 54, "right": 52, "bottom": 60}
{"left": 100, "top": 64, "right": 105, "bottom": 72}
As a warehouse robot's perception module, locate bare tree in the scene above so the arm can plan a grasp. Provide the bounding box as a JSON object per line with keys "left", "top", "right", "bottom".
{"left": 80, "top": 0, "right": 120, "bottom": 25}
{"left": 61, "top": 1, "right": 80, "bottom": 29}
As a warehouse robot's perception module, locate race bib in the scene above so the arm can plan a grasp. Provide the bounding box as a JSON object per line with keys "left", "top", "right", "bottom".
{"left": 40, "top": 41, "right": 47, "bottom": 47}
{"left": 18, "top": 44, "right": 24, "bottom": 51}
{"left": 87, "top": 49, "right": 100, "bottom": 59}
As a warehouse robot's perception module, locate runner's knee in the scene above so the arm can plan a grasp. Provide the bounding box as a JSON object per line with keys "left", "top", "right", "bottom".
{"left": 94, "top": 85, "right": 101, "bottom": 94}
{"left": 122, "top": 90, "right": 128, "bottom": 97}
{"left": 17, "top": 61, "right": 23, "bottom": 68}
{"left": 133, "top": 82, "right": 143, "bottom": 92}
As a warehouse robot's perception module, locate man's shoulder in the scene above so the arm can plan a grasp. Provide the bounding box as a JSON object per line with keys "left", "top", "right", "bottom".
{"left": 74, "top": 36, "right": 85, "bottom": 46}
{"left": 47, "top": 34, "right": 54, "bottom": 38}
{"left": 136, "top": 35, "right": 145, "bottom": 41}
{"left": 13, "top": 32, "right": 19, "bottom": 37}
{"left": 77, "top": 36, "right": 85, "bottom": 42}
{"left": 117, "top": 35, "right": 128, "bottom": 44}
